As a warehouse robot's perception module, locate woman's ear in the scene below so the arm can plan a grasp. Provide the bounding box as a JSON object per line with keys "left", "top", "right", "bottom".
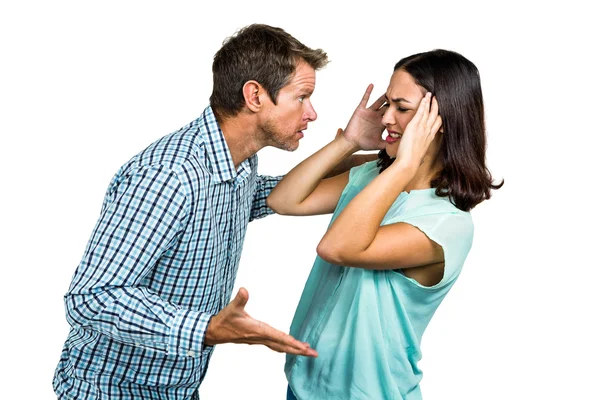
{"left": 242, "top": 80, "right": 262, "bottom": 112}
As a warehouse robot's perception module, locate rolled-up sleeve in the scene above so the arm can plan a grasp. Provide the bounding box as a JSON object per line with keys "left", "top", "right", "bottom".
{"left": 249, "top": 174, "right": 283, "bottom": 221}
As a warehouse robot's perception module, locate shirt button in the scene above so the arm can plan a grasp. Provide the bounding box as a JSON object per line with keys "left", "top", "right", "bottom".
{"left": 187, "top": 350, "right": 195, "bottom": 357}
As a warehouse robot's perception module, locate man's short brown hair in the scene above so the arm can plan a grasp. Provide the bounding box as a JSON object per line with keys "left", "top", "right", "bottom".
{"left": 209, "top": 24, "right": 328, "bottom": 121}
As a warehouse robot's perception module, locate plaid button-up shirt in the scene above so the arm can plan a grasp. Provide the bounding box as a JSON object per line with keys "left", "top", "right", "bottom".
{"left": 53, "top": 107, "right": 282, "bottom": 399}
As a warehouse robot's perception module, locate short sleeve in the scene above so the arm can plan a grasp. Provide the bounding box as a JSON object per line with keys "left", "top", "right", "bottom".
{"left": 387, "top": 212, "right": 474, "bottom": 287}
{"left": 348, "top": 160, "right": 378, "bottom": 185}
{"left": 348, "top": 164, "right": 362, "bottom": 182}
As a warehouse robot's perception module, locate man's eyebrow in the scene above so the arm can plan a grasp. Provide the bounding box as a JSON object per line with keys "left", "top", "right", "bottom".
{"left": 299, "top": 87, "right": 314, "bottom": 95}
{"left": 384, "top": 94, "right": 412, "bottom": 104}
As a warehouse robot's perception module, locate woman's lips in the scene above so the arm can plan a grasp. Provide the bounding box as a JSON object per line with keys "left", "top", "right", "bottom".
{"left": 385, "top": 132, "right": 401, "bottom": 144}
{"left": 385, "top": 134, "right": 398, "bottom": 144}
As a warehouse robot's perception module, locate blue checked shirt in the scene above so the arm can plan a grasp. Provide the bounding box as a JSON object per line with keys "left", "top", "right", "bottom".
{"left": 53, "top": 107, "right": 282, "bottom": 399}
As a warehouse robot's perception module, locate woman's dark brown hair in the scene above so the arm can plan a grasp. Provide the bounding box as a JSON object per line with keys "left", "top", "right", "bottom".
{"left": 378, "top": 49, "right": 503, "bottom": 211}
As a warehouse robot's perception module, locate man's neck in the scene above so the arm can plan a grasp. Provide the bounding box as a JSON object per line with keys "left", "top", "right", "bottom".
{"left": 219, "top": 113, "right": 264, "bottom": 169}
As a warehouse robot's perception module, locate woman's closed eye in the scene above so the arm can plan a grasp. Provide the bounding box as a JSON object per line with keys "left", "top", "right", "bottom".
{"left": 381, "top": 102, "right": 409, "bottom": 112}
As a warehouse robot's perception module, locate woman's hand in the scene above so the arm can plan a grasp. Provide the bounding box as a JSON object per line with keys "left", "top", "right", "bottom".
{"left": 340, "top": 84, "right": 387, "bottom": 151}
{"left": 395, "top": 93, "right": 442, "bottom": 167}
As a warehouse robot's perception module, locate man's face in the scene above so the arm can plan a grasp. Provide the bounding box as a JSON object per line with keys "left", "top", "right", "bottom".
{"left": 260, "top": 61, "right": 317, "bottom": 151}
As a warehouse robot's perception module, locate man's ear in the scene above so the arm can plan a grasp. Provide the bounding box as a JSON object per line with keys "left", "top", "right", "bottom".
{"left": 242, "top": 80, "right": 263, "bottom": 112}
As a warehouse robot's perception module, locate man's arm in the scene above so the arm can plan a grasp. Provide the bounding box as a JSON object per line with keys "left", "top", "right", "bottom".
{"left": 64, "top": 166, "right": 212, "bottom": 357}
{"left": 249, "top": 174, "right": 284, "bottom": 221}
{"left": 324, "top": 153, "right": 378, "bottom": 178}
{"left": 68, "top": 165, "right": 316, "bottom": 358}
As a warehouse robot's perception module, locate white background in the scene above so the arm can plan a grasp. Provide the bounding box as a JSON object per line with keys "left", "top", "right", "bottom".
{"left": 1, "top": 1, "right": 598, "bottom": 399}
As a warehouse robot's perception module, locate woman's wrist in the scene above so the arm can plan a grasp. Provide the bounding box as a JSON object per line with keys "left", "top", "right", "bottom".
{"left": 390, "top": 157, "right": 420, "bottom": 177}
{"left": 333, "top": 133, "right": 361, "bottom": 155}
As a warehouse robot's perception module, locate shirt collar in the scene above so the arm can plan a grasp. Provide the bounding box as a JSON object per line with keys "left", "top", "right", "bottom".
{"left": 199, "top": 106, "right": 254, "bottom": 183}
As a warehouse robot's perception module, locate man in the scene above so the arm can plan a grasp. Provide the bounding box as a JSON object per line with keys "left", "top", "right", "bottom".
{"left": 53, "top": 24, "right": 371, "bottom": 399}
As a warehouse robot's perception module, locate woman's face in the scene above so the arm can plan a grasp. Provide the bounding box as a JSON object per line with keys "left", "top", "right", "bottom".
{"left": 382, "top": 69, "right": 426, "bottom": 157}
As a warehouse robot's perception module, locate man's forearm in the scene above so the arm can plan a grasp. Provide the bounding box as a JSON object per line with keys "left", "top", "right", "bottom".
{"left": 325, "top": 153, "right": 379, "bottom": 178}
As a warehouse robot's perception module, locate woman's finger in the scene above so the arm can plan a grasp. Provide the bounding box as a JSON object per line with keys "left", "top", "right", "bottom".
{"left": 370, "top": 93, "right": 387, "bottom": 110}
{"left": 408, "top": 94, "right": 428, "bottom": 130}
{"left": 427, "top": 96, "right": 439, "bottom": 129}
{"left": 358, "top": 84, "right": 374, "bottom": 108}
{"left": 419, "top": 93, "right": 432, "bottom": 126}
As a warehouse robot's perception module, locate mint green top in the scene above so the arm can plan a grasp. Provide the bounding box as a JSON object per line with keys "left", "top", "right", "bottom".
{"left": 285, "top": 161, "right": 474, "bottom": 400}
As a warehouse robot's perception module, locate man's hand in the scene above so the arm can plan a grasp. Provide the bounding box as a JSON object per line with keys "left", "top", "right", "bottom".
{"left": 341, "top": 84, "right": 387, "bottom": 151}
{"left": 204, "top": 288, "right": 318, "bottom": 357}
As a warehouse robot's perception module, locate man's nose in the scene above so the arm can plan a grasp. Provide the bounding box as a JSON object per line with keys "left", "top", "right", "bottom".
{"left": 304, "top": 102, "right": 317, "bottom": 122}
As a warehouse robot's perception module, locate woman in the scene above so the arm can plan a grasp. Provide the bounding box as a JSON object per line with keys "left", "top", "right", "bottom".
{"left": 267, "top": 49, "right": 503, "bottom": 399}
